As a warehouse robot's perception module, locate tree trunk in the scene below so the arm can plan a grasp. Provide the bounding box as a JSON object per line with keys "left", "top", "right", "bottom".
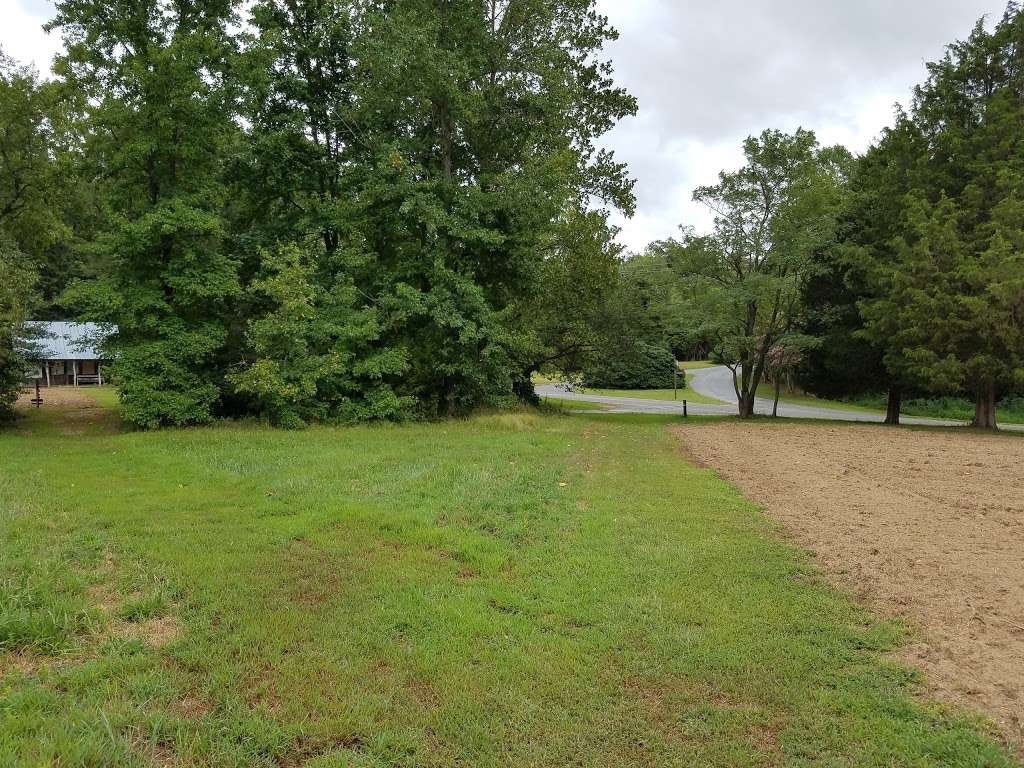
{"left": 884, "top": 385, "right": 901, "bottom": 426}
{"left": 513, "top": 368, "right": 540, "bottom": 406}
{"left": 972, "top": 382, "right": 998, "bottom": 430}
{"left": 738, "top": 391, "right": 756, "bottom": 419}
{"left": 772, "top": 377, "right": 781, "bottom": 418}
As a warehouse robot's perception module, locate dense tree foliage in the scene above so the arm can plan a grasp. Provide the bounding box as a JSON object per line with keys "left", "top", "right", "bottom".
{"left": 230, "top": 0, "right": 636, "bottom": 422}
{"left": 578, "top": 255, "right": 678, "bottom": 389}
{"left": 0, "top": 53, "right": 51, "bottom": 418}
{"left": 20, "top": 0, "right": 635, "bottom": 427}
{"left": 5, "top": 3, "right": 1023, "bottom": 431}
{"left": 657, "top": 129, "right": 850, "bottom": 417}
{"left": 0, "top": 243, "right": 36, "bottom": 419}
{"left": 583, "top": 339, "right": 676, "bottom": 390}
{"left": 50, "top": 0, "right": 243, "bottom": 428}
{"left": 816, "top": 5, "right": 1024, "bottom": 429}
{"left": 797, "top": 116, "right": 925, "bottom": 424}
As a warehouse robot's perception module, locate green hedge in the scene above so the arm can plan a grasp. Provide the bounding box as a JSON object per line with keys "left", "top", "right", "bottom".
{"left": 584, "top": 342, "right": 678, "bottom": 390}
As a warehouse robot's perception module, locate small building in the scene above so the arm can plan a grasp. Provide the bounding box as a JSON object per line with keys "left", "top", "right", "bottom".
{"left": 25, "top": 322, "right": 113, "bottom": 387}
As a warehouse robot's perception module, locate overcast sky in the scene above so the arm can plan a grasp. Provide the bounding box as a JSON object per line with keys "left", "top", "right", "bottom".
{"left": 3, "top": 0, "right": 1006, "bottom": 251}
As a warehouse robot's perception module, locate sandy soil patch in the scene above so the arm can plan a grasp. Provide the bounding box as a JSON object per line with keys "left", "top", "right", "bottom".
{"left": 16, "top": 386, "right": 100, "bottom": 409}
{"left": 675, "top": 422, "right": 1024, "bottom": 749}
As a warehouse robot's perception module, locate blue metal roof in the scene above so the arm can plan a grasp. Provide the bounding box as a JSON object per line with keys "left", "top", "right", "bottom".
{"left": 24, "top": 322, "right": 112, "bottom": 361}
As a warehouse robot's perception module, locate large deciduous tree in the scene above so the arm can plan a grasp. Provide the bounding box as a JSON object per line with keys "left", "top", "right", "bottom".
{"left": 666, "top": 129, "right": 850, "bottom": 417}
{"left": 51, "top": 0, "right": 242, "bottom": 428}
{"left": 0, "top": 51, "right": 84, "bottom": 316}
{"left": 0, "top": 52, "right": 51, "bottom": 419}
{"left": 231, "top": 0, "right": 636, "bottom": 419}
{"left": 0, "top": 242, "right": 36, "bottom": 420}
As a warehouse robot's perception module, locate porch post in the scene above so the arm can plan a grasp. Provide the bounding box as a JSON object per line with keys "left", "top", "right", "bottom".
{"left": 73, "top": 359, "right": 78, "bottom": 387}
{"left": 45, "top": 362, "right": 51, "bottom": 387}
{"left": 98, "top": 362, "right": 103, "bottom": 386}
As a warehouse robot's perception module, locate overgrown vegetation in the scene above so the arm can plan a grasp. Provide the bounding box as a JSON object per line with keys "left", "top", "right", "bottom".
{"left": 583, "top": 341, "right": 676, "bottom": 390}
{"left": 2, "top": 0, "right": 638, "bottom": 427}
{"left": 0, "top": 402, "right": 1015, "bottom": 766}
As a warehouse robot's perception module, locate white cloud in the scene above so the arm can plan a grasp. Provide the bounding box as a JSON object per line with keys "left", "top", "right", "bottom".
{"left": 596, "top": 0, "right": 1003, "bottom": 250}
{"left": 2, "top": 0, "right": 60, "bottom": 75}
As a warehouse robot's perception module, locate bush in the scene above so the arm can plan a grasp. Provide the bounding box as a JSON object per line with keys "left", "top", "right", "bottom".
{"left": 584, "top": 342, "right": 677, "bottom": 390}
{"left": 0, "top": 244, "right": 37, "bottom": 421}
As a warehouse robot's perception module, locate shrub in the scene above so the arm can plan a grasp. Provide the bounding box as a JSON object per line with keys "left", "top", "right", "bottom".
{"left": 584, "top": 342, "right": 677, "bottom": 390}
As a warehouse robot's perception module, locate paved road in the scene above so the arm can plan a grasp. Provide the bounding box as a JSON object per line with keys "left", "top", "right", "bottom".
{"left": 538, "top": 365, "right": 989, "bottom": 429}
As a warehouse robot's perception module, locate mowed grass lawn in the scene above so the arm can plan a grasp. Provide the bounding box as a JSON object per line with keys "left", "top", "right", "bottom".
{"left": 0, "top": 405, "right": 1014, "bottom": 767}
{"left": 578, "top": 386, "right": 722, "bottom": 405}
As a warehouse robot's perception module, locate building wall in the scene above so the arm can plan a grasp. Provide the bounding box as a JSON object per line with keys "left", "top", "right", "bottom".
{"left": 41, "top": 360, "right": 102, "bottom": 386}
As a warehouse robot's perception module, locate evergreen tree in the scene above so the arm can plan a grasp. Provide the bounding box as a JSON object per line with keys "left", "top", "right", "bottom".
{"left": 853, "top": 6, "right": 1024, "bottom": 428}
{"left": 802, "top": 114, "right": 926, "bottom": 424}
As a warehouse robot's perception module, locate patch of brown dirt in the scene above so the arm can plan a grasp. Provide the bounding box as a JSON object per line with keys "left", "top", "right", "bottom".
{"left": 279, "top": 539, "right": 349, "bottom": 606}
{"left": 87, "top": 581, "right": 125, "bottom": 614}
{"left": 134, "top": 739, "right": 179, "bottom": 768}
{"left": 16, "top": 386, "right": 98, "bottom": 408}
{"left": 675, "top": 422, "right": 1024, "bottom": 749}
{"left": 174, "top": 693, "right": 211, "bottom": 719}
{"left": 113, "top": 615, "right": 182, "bottom": 648}
{"left": 0, "top": 651, "right": 42, "bottom": 677}
{"left": 274, "top": 733, "right": 365, "bottom": 768}
{"left": 14, "top": 386, "right": 123, "bottom": 435}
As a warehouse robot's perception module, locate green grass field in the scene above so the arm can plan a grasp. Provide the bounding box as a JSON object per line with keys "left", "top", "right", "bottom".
{"left": 841, "top": 393, "right": 1024, "bottom": 425}
{"left": 539, "top": 396, "right": 610, "bottom": 411}
{"left": 773, "top": 389, "right": 1024, "bottom": 424}
{"left": 578, "top": 385, "right": 722, "bottom": 405}
{"left": 774, "top": 391, "right": 884, "bottom": 415}
{"left": 0, "top": 401, "right": 1013, "bottom": 767}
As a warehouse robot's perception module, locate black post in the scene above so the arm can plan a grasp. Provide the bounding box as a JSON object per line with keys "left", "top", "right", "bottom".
{"left": 683, "top": 399, "right": 688, "bottom": 418}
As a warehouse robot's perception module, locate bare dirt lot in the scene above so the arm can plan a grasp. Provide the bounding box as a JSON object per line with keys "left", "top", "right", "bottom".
{"left": 675, "top": 421, "right": 1024, "bottom": 750}
{"left": 14, "top": 386, "right": 122, "bottom": 434}
{"left": 16, "top": 385, "right": 98, "bottom": 409}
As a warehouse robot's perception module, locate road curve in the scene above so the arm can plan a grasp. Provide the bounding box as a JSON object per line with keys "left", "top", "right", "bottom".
{"left": 538, "top": 365, "right": 999, "bottom": 430}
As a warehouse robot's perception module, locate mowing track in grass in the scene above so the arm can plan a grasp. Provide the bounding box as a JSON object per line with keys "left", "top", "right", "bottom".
{"left": 0, "top": 409, "right": 1014, "bottom": 766}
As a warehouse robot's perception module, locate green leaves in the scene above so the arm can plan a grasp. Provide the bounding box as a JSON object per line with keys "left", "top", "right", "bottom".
{"left": 0, "top": 240, "right": 38, "bottom": 419}
{"left": 22, "top": 0, "right": 635, "bottom": 426}
{"left": 844, "top": 6, "right": 1024, "bottom": 425}
{"left": 232, "top": 0, "right": 635, "bottom": 419}
{"left": 670, "top": 129, "right": 848, "bottom": 415}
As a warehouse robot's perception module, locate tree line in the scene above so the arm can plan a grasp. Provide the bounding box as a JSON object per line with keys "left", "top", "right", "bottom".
{"left": 0, "top": 0, "right": 636, "bottom": 427}
{"left": 608, "top": 4, "right": 1024, "bottom": 429}
{"left": 2, "top": 2, "right": 1022, "bottom": 431}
